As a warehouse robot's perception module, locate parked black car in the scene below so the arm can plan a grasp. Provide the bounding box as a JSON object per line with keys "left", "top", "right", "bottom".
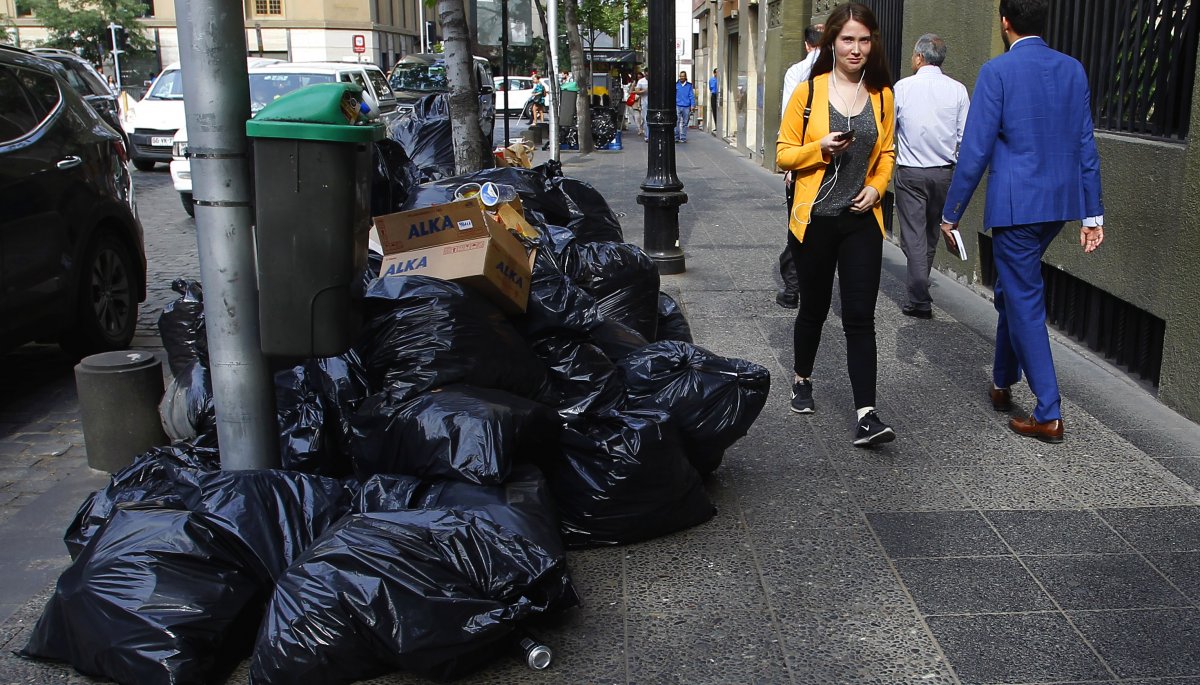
{"left": 0, "top": 46, "right": 147, "bottom": 356}
{"left": 29, "top": 48, "right": 127, "bottom": 146}
{"left": 388, "top": 53, "right": 496, "bottom": 141}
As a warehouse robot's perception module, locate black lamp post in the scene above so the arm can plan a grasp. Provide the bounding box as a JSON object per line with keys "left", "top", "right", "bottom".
{"left": 636, "top": 0, "right": 686, "bottom": 274}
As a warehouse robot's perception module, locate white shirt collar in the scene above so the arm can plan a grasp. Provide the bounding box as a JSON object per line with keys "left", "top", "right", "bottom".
{"left": 1010, "top": 35, "right": 1039, "bottom": 49}
{"left": 916, "top": 65, "right": 944, "bottom": 76}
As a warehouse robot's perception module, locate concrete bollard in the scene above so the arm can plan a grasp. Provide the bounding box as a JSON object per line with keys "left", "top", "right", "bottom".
{"left": 522, "top": 124, "right": 545, "bottom": 146}
{"left": 75, "top": 350, "right": 169, "bottom": 472}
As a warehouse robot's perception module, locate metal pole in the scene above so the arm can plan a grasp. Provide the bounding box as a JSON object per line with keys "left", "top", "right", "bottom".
{"left": 174, "top": 0, "right": 279, "bottom": 470}
{"left": 548, "top": 0, "right": 560, "bottom": 159}
{"left": 108, "top": 22, "right": 123, "bottom": 90}
{"left": 501, "top": 0, "right": 510, "bottom": 145}
{"left": 419, "top": 1, "right": 427, "bottom": 52}
{"left": 636, "top": 0, "right": 686, "bottom": 274}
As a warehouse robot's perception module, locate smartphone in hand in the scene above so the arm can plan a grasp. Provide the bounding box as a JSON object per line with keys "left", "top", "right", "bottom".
{"left": 835, "top": 129, "right": 855, "bottom": 143}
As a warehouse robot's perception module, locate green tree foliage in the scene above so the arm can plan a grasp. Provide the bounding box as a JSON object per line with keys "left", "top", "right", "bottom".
{"left": 26, "top": 0, "right": 152, "bottom": 62}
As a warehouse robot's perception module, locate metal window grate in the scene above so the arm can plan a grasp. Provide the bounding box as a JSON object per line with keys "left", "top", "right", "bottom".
{"left": 255, "top": 0, "right": 283, "bottom": 15}
{"left": 858, "top": 0, "right": 904, "bottom": 85}
{"left": 979, "top": 234, "right": 1164, "bottom": 386}
{"left": 1048, "top": 0, "right": 1198, "bottom": 141}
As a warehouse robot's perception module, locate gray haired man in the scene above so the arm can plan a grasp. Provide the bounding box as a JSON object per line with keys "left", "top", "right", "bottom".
{"left": 894, "top": 33, "right": 970, "bottom": 319}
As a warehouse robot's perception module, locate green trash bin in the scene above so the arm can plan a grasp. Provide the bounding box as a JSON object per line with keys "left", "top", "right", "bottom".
{"left": 246, "top": 82, "right": 384, "bottom": 357}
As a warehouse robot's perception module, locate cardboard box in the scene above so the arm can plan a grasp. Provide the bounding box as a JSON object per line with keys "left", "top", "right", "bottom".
{"left": 374, "top": 197, "right": 494, "bottom": 254}
{"left": 374, "top": 198, "right": 534, "bottom": 313}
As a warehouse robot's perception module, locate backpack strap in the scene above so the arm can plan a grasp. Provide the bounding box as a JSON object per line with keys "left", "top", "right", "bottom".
{"left": 801, "top": 75, "right": 815, "bottom": 140}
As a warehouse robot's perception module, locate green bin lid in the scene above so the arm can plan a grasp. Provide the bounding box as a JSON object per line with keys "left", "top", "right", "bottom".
{"left": 246, "top": 82, "right": 384, "bottom": 143}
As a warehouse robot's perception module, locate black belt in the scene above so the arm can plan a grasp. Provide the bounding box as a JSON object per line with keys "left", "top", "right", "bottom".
{"left": 899, "top": 163, "right": 955, "bottom": 170}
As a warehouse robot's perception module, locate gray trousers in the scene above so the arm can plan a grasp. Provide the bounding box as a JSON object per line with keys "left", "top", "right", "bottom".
{"left": 895, "top": 165, "right": 954, "bottom": 309}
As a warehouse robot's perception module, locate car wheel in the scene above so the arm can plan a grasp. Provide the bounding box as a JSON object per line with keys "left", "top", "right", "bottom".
{"left": 61, "top": 233, "right": 138, "bottom": 356}
{"left": 181, "top": 192, "right": 195, "bottom": 217}
{"left": 133, "top": 159, "right": 156, "bottom": 171}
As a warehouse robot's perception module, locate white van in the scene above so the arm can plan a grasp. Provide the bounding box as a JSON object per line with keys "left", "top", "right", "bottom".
{"left": 125, "top": 57, "right": 283, "bottom": 171}
{"left": 170, "top": 61, "right": 399, "bottom": 216}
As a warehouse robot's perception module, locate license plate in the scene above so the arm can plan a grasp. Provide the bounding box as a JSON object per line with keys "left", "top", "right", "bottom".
{"left": 151, "top": 136, "right": 173, "bottom": 147}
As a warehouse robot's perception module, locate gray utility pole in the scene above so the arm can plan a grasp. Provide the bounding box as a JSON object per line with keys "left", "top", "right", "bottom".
{"left": 107, "top": 22, "right": 122, "bottom": 90}
{"left": 174, "top": 0, "right": 279, "bottom": 469}
{"left": 547, "top": 0, "right": 560, "bottom": 159}
{"left": 636, "top": 0, "right": 687, "bottom": 274}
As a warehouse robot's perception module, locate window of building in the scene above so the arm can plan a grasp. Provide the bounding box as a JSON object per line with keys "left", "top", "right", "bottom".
{"left": 254, "top": 0, "right": 283, "bottom": 16}
{"left": 15, "top": 0, "right": 33, "bottom": 16}
{"left": 1049, "top": 0, "right": 1198, "bottom": 141}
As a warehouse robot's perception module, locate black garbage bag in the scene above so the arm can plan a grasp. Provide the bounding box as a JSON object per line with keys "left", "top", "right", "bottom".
{"left": 619, "top": 341, "right": 771, "bottom": 476}
{"left": 358, "top": 276, "right": 554, "bottom": 402}
{"left": 588, "top": 317, "right": 650, "bottom": 362}
{"left": 655, "top": 292, "right": 694, "bottom": 343}
{"left": 157, "top": 278, "right": 207, "bottom": 375}
{"left": 518, "top": 244, "right": 601, "bottom": 339}
{"left": 531, "top": 337, "right": 625, "bottom": 418}
{"left": 548, "top": 177, "right": 623, "bottom": 243}
{"left": 543, "top": 409, "right": 715, "bottom": 548}
{"left": 371, "top": 138, "right": 416, "bottom": 216}
{"left": 275, "top": 351, "right": 370, "bottom": 477}
{"left": 249, "top": 486, "right": 579, "bottom": 683}
{"left": 65, "top": 442, "right": 218, "bottom": 559}
{"left": 354, "top": 464, "right": 571, "bottom": 571}
{"left": 159, "top": 357, "right": 216, "bottom": 442}
{"left": 350, "top": 385, "right": 562, "bottom": 484}
{"left": 567, "top": 241, "right": 660, "bottom": 340}
{"left": 388, "top": 94, "right": 457, "bottom": 182}
{"left": 22, "top": 507, "right": 269, "bottom": 685}
{"left": 65, "top": 449, "right": 354, "bottom": 578}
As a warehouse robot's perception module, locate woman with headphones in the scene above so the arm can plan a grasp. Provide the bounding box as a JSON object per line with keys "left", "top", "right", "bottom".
{"left": 777, "top": 2, "right": 897, "bottom": 447}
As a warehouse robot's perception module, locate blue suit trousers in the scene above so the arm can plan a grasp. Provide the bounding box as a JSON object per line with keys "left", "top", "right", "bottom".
{"left": 991, "top": 222, "right": 1064, "bottom": 422}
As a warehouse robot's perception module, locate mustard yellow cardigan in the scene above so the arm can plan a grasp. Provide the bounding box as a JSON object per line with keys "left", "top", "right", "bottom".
{"left": 776, "top": 73, "right": 895, "bottom": 242}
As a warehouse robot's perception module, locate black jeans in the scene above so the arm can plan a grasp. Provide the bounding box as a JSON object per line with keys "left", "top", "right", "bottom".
{"left": 789, "top": 210, "right": 883, "bottom": 410}
{"left": 778, "top": 180, "right": 799, "bottom": 293}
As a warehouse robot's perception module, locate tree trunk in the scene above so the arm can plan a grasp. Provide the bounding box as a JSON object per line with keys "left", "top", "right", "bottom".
{"left": 562, "top": 0, "right": 593, "bottom": 154}
{"left": 436, "top": 0, "right": 487, "bottom": 174}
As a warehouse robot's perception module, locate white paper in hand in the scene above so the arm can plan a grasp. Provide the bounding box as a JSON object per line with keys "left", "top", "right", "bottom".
{"left": 944, "top": 228, "right": 968, "bottom": 261}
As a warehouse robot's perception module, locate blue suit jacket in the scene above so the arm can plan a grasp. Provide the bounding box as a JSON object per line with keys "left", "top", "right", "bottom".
{"left": 943, "top": 37, "right": 1104, "bottom": 229}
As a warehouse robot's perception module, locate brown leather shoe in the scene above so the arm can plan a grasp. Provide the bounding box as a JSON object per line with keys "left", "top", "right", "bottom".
{"left": 1009, "top": 415, "right": 1064, "bottom": 443}
{"left": 989, "top": 387, "right": 1012, "bottom": 412}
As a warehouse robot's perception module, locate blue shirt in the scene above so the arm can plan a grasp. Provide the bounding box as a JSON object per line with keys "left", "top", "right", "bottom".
{"left": 675, "top": 81, "right": 695, "bottom": 107}
{"left": 709, "top": 76, "right": 718, "bottom": 94}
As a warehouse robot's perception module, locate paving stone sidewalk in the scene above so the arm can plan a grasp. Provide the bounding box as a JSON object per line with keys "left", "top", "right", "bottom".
{"left": 2, "top": 133, "right": 1200, "bottom": 684}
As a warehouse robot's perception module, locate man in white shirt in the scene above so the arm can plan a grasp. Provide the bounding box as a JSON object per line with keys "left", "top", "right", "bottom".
{"left": 781, "top": 25, "right": 823, "bottom": 114}
{"left": 893, "top": 33, "right": 970, "bottom": 319}
{"left": 775, "top": 24, "right": 822, "bottom": 309}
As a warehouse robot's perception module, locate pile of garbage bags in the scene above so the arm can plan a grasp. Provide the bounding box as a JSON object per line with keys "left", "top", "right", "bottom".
{"left": 22, "top": 161, "right": 770, "bottom": 684}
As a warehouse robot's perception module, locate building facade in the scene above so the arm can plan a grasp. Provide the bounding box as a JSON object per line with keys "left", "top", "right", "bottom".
{"left": 3, "top": 0, "right": 423, "bottom": 73}
{"left": 695, "top": 0, "right": 1200, "bottom": 422}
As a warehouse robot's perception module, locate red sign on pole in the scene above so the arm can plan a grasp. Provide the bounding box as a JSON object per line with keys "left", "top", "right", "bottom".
{"left": 352, "top": 34, "right": 366, "bottom": 53}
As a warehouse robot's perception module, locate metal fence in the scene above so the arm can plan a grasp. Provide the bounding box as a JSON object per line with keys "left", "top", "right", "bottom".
{"left": 1048, "top": 0, "right": 1198, "bottom": 141}
{"left": 859, "top": 0, "right": 905, "bottom": 84}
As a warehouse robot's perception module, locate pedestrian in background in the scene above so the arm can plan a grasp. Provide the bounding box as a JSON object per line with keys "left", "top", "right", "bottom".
{"left": 776, "top": 23, "right": 824, "bottom": 310}
{"left": 709, "top": 68, "right": 719, "bottom": 135}
{"left": 530, "top": 74, "right": 546, "bottom": 125}
{"left": 675, "top": 71, "right": 696, "bottom": 143}
{"left": 635, "top": 70, "right": 649, "bottom": 141}
{"left": 941, "top": 0, "right": 1105, "bottom": 444}
{"left": 894, "top": 33, "right": 969, "bottom": 319}
{"left": 776, "top": 2, "right": 897, "bottom": 447}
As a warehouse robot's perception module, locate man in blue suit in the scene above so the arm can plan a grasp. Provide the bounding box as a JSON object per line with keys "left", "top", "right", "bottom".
{"left": 940, "top": 0, "right": 1106, "bottom": 444}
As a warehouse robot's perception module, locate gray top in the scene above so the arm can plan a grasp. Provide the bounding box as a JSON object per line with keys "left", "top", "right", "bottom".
{"left": 813, "top": 98, "right": 878, "bottom": 216}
